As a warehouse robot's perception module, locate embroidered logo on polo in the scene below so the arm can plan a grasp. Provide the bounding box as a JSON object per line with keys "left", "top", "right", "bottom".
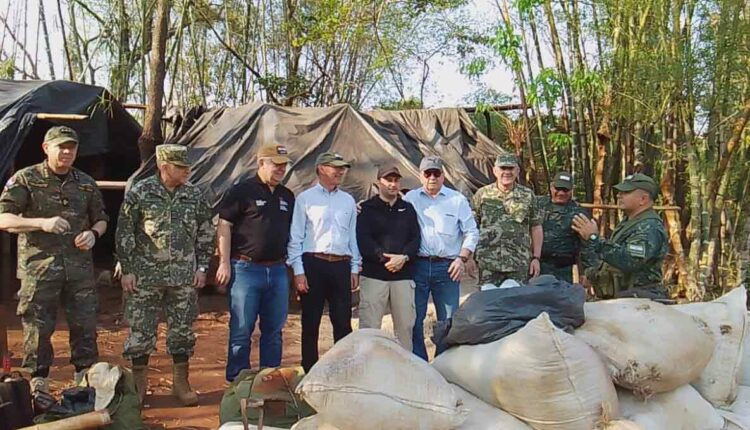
{"left": 279, "top": 198, "right": 289, "bottom": 211}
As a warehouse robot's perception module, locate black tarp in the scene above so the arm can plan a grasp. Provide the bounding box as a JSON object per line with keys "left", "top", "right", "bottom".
{"left": 0, "top": 79, "right": 142, "bottom": 180}
{"left": 132, "top": 103, "right": 504, "bottom": 205}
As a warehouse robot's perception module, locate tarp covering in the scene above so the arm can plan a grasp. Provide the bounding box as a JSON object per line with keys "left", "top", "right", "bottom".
{"left": 132, "top": 103, "right": 504, "bottom": 205}
{"left": 0, "top": 79, "right": 142, "bottom": 179}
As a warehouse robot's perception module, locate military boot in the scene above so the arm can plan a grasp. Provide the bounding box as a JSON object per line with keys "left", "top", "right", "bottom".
{"left": 131, "top": 364, "right": 148, "bottom": 407}
{"left": 171, "top": 362, "right": 198, "bottom": 406}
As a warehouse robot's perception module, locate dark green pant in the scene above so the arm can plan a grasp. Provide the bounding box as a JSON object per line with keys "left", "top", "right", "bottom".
{"left": 539, "top": 261, "right": 574, "bottom": 283}
{"left": 17, "top": 278, "right": 98, "bottom": 374}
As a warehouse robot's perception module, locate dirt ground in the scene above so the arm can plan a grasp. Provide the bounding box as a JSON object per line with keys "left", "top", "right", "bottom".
{"left": 4, "top": 280, "right": 475, "bottom": 429}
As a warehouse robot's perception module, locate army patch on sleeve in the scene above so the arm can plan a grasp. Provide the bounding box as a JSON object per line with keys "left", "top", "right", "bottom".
{"left": 627, "top": 243, "right": 646, "bottom": 258}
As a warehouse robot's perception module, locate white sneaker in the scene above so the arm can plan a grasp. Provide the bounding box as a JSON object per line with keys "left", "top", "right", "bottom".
{"left": 30, "top": 376, "right": 50, "bottom": 393}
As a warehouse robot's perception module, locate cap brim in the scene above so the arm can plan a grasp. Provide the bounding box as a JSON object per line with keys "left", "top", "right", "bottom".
{"left": 169, "top": 161, "right": 191, "bottom": 167}
{"left": 268, "top": 156, "right": 291, "bottom": 164}
{"left": 46, "top": 137, "right": 79, "bottom": 146}
{"left": 379, "top": 171, "right": 402, "bottom": 179}
{"left": 552, "top": 180, "right": 572, "bottom": 189}
{"left": 495, "top": 162, "right": 518, "bottom": 167}
{"left": 420, "top": 166, "right": 443, "bottom": 172}
{"left": 613, "top": 182, "right": 637, "bottom": 192}
{"left": 322, "top": 160, "right": 351, "bottom": 167}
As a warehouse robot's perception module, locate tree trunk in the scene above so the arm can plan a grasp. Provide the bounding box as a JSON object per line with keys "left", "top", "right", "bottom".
{"left": 139, "top": 0, "right": 171, "bottom": 163}
{"left": 38, "top": 0, "right": 55, "bottom": 79}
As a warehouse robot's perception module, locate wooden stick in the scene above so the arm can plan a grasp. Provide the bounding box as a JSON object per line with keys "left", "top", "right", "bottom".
{"left": 121, "top": 103, "right": 147, "bottom": 110}
{"left": 35, "top": 113, "right": 88, "bottom": 121}
{"left": 463, "top": 103, "right": 526, "bottom": 113}
{"left": 579, "top": 203, "right": 681, "bottom": 211}
{"left": 95, "top": 181, "right": 127, "bottom": 190}
{"left": 18, "top": 410, "right": 112, "bottom": 430}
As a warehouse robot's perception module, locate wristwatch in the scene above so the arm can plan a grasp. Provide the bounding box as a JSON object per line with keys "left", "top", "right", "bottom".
{"left": 588, "top": 233, "right": 599, "bottom": 242}
{"left": 197, "top": 266, "right": 208, "bottom": 273}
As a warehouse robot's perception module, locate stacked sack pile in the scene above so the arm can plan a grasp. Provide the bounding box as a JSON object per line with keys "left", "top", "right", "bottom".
{"left": 288, "top": 280, "right": 749, "bottom": 430}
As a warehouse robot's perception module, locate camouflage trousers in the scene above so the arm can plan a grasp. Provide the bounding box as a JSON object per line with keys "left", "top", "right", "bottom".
{"left": 17, "top": 278, "right": 98, "bottom": 374}
{"left": 539, "top": 261, "right": 574, "bottom": 284}
{"left": 123, "top": 284, "right": 199, "bottom": 360}
{"left": 479, "top": 268, "right": 528, "bottom": 286}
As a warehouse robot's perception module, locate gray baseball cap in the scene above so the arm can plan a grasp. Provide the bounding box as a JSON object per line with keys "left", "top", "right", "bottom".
{"left": 419, "top": 156, "right": 443, "bottom": 172}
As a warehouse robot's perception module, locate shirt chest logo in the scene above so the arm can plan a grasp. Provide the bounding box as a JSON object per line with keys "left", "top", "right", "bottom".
{"left": 256, "top": 200, "right": 267, "bottom": 207}
{"left": 279, "top": 198, "right": 289, "bottom": 211}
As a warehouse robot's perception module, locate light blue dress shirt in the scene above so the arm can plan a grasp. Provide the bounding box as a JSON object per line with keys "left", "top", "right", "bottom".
{"left": 287, "top": 183, "right": 362, "bottom": 275}
{"left": 403, "top": 186, "right": 479, "bottom": 259}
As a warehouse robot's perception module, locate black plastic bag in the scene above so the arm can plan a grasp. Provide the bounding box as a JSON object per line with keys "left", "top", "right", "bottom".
{"left": 441, "top": 275, "right": 586, "bottom": 348}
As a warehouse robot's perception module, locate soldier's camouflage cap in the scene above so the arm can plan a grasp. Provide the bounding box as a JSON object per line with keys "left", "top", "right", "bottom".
{"left": 552, "top": 171, "right": 574, "bottom": 189}
{"left": 316, "top": 152, "right": 351, "bottom": 167}
{"left": 44, "top": 126, "right": 79, "bottom": 146}
{"left": 156, "top": 144, "right": 190, "bottom": 167}
{"left": 614, "top": 173, "right": 659, "bottom": 198}
{"left": 495, "top": 153, "right": 519, "bottom": 167}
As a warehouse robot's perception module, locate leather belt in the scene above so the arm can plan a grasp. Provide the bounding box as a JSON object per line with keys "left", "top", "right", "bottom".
{"left": 232, "top": 254, "right": 286, "bottom": 266}
{"left": 418, "top": 256, "right": 454, "bottom": 262}
{"left": 308, "top": 252, "right": 351, "bottom": 263}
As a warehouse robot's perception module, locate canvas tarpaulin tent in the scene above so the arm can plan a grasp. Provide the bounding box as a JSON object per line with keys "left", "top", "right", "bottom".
{"left": 131, "top": 103, "right": 504, "bottom": 205}
{"left": 0, "top": 79, "right": 142, "bottom": 180}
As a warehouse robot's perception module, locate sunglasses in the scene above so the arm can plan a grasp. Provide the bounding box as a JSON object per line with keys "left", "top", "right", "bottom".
{"left": 499, "top": 166, "right": 516, "bottom": 171}
{"left": 553, "top": 187, "right": 571, "bottom": 193}
{"left": 423, "top": 169, "right": 442, "bottom": 178}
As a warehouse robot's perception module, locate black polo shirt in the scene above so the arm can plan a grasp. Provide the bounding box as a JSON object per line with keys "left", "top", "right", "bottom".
{"left": 217, "top": 176, "right": 294, "bottom": 261}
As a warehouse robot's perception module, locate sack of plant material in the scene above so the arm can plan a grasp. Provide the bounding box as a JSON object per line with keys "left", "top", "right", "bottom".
{"left": 297, "top": 329, "right": 466, "bottom": 430}
{"left": 450, "top": 384, "right": 531, "bottom": 430}
{"left": 575, "top": 298, "right": 715, "bottom": 397}
{"left": 441, "top": 275, "right": 585, "bottom": 348}
{"left": 718, "top": 385, "right": 750, "bottom": 430}
{"left": 674, "top": 287, "right": 747, "bottom": 407}
{"left": 618, "top": 385, "right": 726, "bottom": 430}
{"left": 433, "top": 313, "right": 618, "bottom": 430}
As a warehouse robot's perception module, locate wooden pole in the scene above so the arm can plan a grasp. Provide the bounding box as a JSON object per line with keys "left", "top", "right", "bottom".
{"left": 95, "top": 181, "right": 127, "bottom": 190}
{"left": 121, "top": 103, "right": 147, "bottom": 110}
{"left": 19, "top": 410, "right": 111, "bottom": 430}
{"left": 579, "top": 203, "right": 681, "bottom": 211}
{"left": 35, "top": 113, "right": 88, "bottom": 121}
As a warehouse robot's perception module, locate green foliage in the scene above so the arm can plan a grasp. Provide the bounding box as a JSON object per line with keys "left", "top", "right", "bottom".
{"left": 489, "top": 24, "right": 523, "bottom": 71}
{"left": 528, "top": 68, "right": 563, "bottom": 107}
{"left": 570, "top": 68, "right": 604, "bottom": 100}
{"left": 376, "top": 97, "right": 424, "bottom": 110}
{"left": 0, "top": 58, "right": 14, "bottom": 79}
{"left": 547, "top": 132, "right": 572, "bottom": 150}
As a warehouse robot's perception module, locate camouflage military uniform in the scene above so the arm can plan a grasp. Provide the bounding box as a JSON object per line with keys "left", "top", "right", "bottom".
{"left": 116, "top": 174, "right": 214, "bottom": 360}
{"left": 537, "top": 196, "right": 593, "bottom": 283}
{"left": 0, "top": 162, "right": 108, "bottom": 373}
{"left": 472, "top": 183, "right": 541, "bottom": 285}
{"left": 584, "top": 208, "right": 668, "bottom": 298}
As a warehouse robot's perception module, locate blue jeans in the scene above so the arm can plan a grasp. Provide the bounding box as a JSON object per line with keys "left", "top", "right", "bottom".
{"left": 226, "top": 260, "right": 289, "bottom": 381}
{"left": 412, "top": 258, "right": 459, "bottom": 360}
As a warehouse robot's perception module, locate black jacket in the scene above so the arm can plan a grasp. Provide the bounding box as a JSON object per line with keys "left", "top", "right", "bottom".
{"left": 356, "top": 195, "right": 421, "bottom": 281}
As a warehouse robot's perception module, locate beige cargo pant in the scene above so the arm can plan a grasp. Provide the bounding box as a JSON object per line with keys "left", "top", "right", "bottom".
{"left": 358, "top": 276, "right": 416, "bottom": 352}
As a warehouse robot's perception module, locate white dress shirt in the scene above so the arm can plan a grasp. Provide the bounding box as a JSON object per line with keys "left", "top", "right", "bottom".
{"left": 287, "top": 183, "right": 362, "bottom": 275}
{"left": 403, "top": 186, "right": 479, "bottom": 259}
